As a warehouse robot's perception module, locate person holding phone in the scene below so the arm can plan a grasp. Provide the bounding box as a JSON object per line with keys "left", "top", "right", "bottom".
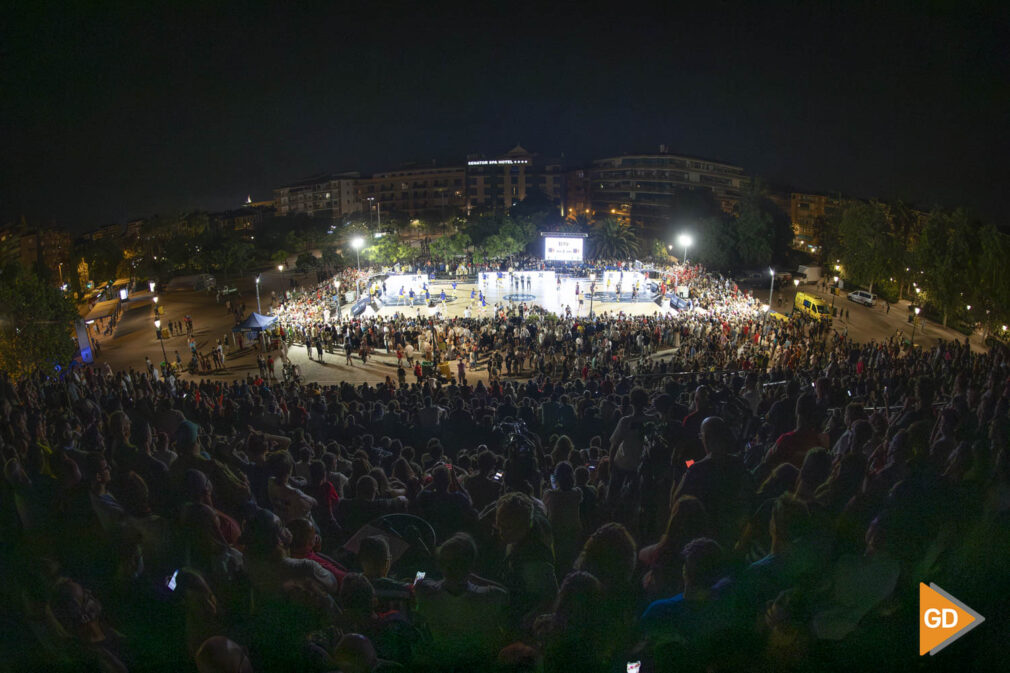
{"left": 461, "top": 450, "right": 503, "bottom": 512}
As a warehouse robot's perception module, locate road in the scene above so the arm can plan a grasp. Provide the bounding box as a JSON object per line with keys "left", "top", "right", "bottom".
{"left": 767, "top": 283, "right": 981, "bottom": 351}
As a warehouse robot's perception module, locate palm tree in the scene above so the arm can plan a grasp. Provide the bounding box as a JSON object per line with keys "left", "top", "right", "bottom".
{"left": 590, "top": 217, "right": 638, "bottom": 260}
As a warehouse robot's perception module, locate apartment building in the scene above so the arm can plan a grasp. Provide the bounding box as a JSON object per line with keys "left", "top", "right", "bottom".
{"left": 564, "top": 168, "right": 591, "bottom": 218}
{"left": 789, "top": 192, "right": 843, "bottom": 245}
{"left": 355, "top": 164, "right": 466, "bottom": 221}
{"left": 9, "top": 226, "right": 72, "bottom": 282}
{"left": 588, "top": 147, "right": 747, "bottom": 230}
{"left": 274, "top": 172, "right": 360, "bottom": 219}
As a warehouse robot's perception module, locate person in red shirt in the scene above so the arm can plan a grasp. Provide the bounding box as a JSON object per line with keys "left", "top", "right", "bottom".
{"left": 309, "top": 460, "right": 340, "bottom": 531}
{"left": 288, "top": 518, "right": 347, "bottom": 588}
{"left": 756, "top": 393, "right": 829, "bottom": 481}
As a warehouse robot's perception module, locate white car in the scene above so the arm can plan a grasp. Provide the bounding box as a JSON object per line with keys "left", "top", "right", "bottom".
{"left": 847, "top": 290, "right": 876, "bottom": 307}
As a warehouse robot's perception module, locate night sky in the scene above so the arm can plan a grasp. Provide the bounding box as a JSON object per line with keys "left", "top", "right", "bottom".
{"left": 2, "top": 1, "right": 1008, "bottom": 231}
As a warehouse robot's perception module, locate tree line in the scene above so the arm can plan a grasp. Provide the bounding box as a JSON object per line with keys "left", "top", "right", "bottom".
{"left": 818, "top": 200, "right": 1009, "bottom": 332}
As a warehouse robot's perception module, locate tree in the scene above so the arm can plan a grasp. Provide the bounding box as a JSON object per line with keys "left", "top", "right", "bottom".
{"left": 320, "top": 246, "right": 345, "bottom": 270}
{"left": 734, "top": 199, "right": 773, "bottom": 267}
{"left": 363, "top": 236, "right": 414, "bottom": 266}
{"left": 589, "top": 217, "right": 638, "bottom": 260}
{"left": 976, "top": 223, "right": 1010, "bottom": 330}
{"left": 693, "top": 215, "right": 738, "bottom": 270}
{"left": 837, "top": 202, "right": 897, "bottom": 294}
{"left": 0, "top": 264, "right": 79, "bottom": 378}
{"left": 733, "top": 179, "right": 791, "bottom": 267}
{"left": 915, "top": 208, "right": 980, "bottom": 326}
{"left": 74, "top": 237, "right": 124, "bottom": 284}
{"left": 430, "top": 232, "right": 471, "bottom": 263}
{"left": 295, "top": 252, "right": 321, "bottom": 273}
{"left": 651, "top": 239, "right": 674, "bottom": 261}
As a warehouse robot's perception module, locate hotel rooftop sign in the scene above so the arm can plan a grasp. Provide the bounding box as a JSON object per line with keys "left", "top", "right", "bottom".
{"left": 467, "top": 159, "right": 529, "bottom": 166}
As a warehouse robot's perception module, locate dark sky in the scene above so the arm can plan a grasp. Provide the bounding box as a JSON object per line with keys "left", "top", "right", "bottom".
{"left": 3, "top": 1, "right": 1008, "bottom": 231}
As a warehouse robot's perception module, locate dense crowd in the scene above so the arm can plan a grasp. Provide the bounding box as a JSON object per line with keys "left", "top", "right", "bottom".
{"left": 267, "top": 263, "right": 825, "bottom": 385}
{"left": 3, "top": 262, "right": 1009, "bottom": 673}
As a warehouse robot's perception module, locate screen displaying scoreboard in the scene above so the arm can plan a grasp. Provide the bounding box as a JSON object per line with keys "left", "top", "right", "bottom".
{"left": 544, "top": 236, "right": 584, "bottom": 262}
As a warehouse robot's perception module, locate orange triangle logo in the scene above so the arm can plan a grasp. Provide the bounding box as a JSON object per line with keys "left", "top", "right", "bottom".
{"left": 919, "top": 583, "right": 985, "bottom": 655}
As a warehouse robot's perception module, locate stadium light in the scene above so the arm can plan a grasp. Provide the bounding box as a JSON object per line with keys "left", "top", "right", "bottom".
{"left": 677, "top": 233, "right": 693, "bottom": 264}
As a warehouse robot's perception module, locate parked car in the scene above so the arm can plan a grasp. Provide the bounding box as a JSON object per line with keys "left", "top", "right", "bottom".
{"left": 847, "top": 290, "right": 876, "bottom": 306}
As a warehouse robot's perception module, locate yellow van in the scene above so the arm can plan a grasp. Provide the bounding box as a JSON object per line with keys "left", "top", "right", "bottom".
{"left": 794, "top": 291, "right": 832, "bottom": 322}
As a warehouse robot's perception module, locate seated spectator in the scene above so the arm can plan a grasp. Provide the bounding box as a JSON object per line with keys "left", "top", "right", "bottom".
{"left": 118, "top": 470, "right": 175, "bottom": 579}
{"left": 415, "top": 532, "right": 508, "bottom": 665}
{"left": 793, "top": 447, "right": 832, "bottom": 502}
{"left": 266, "top": 452, "right": 316, "bottom": 525}
{"left": 495, "top": 492, "right": 558, "bottom": 626}
{"left": 672, "top": 416, "right": 754, "bottom": 546}
{"left": 573, "top": 522, "right": 638, "bottom": 637}
{"left": 357, "top": 535, "right": 412, "bottom": 613}
{"left": 640, "top": 537, "right": 729, "bottom": 661}
{"left": 86, "top": 452, "right": 125, "bottom": 532}
{"left": 194, "top": 636, "right": 254, "bottom": 673}
{"left": 463, "top": 449, "right": 502, "bottom": 511}
{"left": 47, "top": 577, "right": 132, "bottom": 673}
{"left": 179, "top": 502, "right": 245, "bottom": 595}
{"left": 177, "top": 569, "right": 226, "bottom": 659}
{"left": 171, "top": 422, "right": 252, "bottom": 516}
{"left": 535, "top": 571, "right": 610, "bottom": 673}
{"left": 756, "top": 394, "right": 829, "bottom": 479}
{"left": 336, "top": 476, "right": 409, "bottom": 534}
{"left": 240, "top": 508, "right": 338, "bottom": 598}
{"left": 639, "top": 495, "right": 713, "bottom": 599}
{"left": 287, "top": 517, "right": 347, "bottom": 588}
{"left": 184, "top": 469, "right": 242, "bottom": 546}
{"left": 543, "top": 461, "right": 583, "bottom": 573}
{"left": 336, "top": 573, "right": 418, "bottom": 665}
{"left": 415, "top": 465, "right": 477, "bottom": 541}
{"left": 574, "top": 465, "right": 600, "bottom": 530}
{"left": 729, "top": 494, "right": 823, "bottom": 616}
{"left": 328, "top": 633, "right": 381, "bottom": 673}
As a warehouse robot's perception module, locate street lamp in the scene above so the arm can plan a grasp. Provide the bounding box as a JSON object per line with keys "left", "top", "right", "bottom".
{"left": 255, "top": 275, "right": 262, "bottom": 314}
{"left": 352, "top": 237, "right": 365, "bottom": 300}
{"left": 152, "top": 295, "right": 159, "bottom": 315}
{"left": 278, "top": 264, "right": 284, "bottom": 273}
{"left": 154, "top": 318, "right": 168, "bottom": 364}
{"left": 912, "top": 306, "right": 921, "bottom": 346}
{"left": 677, "top": 233, "right": 693, "bottom": 264}
{"left": 148, "top": 280, "right": 156, "bottom": 293}
{"left": 768, "top": 267, "right": 775, "bottom": 308}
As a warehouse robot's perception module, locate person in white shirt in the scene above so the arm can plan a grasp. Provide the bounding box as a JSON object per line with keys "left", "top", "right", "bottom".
{"left": 608, "top": 387, "right": 657, "bottom": 503}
